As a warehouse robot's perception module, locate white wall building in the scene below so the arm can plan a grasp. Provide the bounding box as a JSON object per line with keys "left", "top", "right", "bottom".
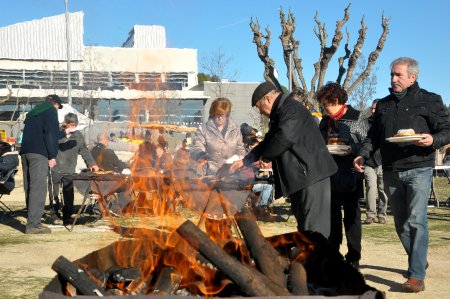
{"left": 0, "top": 11, "right": 262, "bottom": 143}
{"left": 0, "top": 11, "right": 207, "bottom": 125}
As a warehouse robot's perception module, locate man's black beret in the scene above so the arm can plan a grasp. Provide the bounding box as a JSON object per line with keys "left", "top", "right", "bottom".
{"left": 251, "top": 81, "right": 276, "bottom": 107}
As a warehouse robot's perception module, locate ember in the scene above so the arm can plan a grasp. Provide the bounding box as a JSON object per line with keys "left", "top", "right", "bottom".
{"left": 42, "top": 207, "right": 384, "bottom": 298}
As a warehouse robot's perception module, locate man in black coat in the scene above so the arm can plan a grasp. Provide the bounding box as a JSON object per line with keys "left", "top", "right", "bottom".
{"left": 90, "top": 133, "right": 131, "bottom": 213}
{"left": 90, "top": 133, "right": 129, "bottom": 173}
{"left": 354, "top": 57, "right": 450, "bottom": 292}
{"left": 231, "top": 81, "right": 337, "bottom": 238}
{"left": 20, "top": 94, "right": 63, "bottom": 234}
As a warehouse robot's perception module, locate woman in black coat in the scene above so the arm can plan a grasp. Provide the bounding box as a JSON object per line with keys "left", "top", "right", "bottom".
{"left": 317, "top": 82, "right": 369, "bottom": 269}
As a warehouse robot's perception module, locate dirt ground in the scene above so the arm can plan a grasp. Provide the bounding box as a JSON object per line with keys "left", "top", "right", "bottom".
{"left": 0, "top": 167, "right": 449, "bottom": 298}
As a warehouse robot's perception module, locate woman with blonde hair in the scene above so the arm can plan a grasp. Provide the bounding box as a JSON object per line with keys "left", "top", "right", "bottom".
{"left": 191, "top": 98, "right": 246, "bottom": 176}
{"left": 190, "top": 98, "right": 246, "bottom": 239}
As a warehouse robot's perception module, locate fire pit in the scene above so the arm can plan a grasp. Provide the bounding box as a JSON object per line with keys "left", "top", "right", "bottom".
{"left": 40, "top": 208, "right": 384, "bottom": 298}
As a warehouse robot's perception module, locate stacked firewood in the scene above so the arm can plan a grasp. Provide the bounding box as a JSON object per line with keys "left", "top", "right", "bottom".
{"left": 50, "top": 207, "right": 383, "bottom": 297}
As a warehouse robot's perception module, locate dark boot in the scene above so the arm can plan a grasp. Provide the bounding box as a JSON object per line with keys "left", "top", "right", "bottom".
{"left": 254, "top": 206, "right": 276, "bottom": 222}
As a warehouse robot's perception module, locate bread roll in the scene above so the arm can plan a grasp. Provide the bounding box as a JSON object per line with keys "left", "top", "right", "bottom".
{"left": 394, "top": 129, "right": 416, "bottom": 137}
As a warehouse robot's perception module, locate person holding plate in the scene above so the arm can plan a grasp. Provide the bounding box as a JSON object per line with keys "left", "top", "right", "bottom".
{"left": 317, "top": 82, "right": 370, "bottom": 269}
{"left": 354, "top": 57, "right": 450, "bottom": 292}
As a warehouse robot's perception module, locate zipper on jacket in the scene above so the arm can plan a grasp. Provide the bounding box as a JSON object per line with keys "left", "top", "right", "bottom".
{"left": 299, "top": 162, "right": 307, "bottom": 176}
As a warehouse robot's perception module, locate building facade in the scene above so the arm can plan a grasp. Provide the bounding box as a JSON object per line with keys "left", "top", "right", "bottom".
{"left": 0, "top": 11, "right": 261, "bottom": 144}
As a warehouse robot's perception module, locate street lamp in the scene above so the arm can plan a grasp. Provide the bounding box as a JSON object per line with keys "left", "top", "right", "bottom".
{"left": 65, "top": 0, "right": 72, "bottom": 105}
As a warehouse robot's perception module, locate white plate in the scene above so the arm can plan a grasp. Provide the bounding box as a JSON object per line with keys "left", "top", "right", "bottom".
{"left": 327, "top": 144, "right": 351, "bottom": 156}
{"left": 328, "top": 150, "right": 349, "bottom": 156}
{"left": 386, "top": 135, "right": 424, "bottom": 143}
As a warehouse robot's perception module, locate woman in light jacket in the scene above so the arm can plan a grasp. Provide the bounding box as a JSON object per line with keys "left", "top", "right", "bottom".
{"left": 190, "top": 98, "right": 246, "bottom": 176}
{"left": 190, "top": 98, "right": 246, "bottom": 240}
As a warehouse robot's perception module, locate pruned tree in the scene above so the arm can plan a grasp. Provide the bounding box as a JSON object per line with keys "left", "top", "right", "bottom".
{"left": 348, "top": 54, "right": 377, "bottom": 112}
{"left": 250, "top": 4, "right": 390, "bottom": 110}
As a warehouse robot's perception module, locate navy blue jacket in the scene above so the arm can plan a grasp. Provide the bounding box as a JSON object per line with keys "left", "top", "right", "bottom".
{"left": 19, "top": 106, "right": 60, "bottom": 159}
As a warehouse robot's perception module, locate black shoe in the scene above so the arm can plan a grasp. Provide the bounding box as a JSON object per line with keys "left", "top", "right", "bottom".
{"left": 363, "top": 217, "right": 375, "bottom": 224}
{"left": 25, "top": 224, "right": 51, "bottom": 234}
{"left": 63, "top": 219, "right": 73, "bottom": 226}
{"left": 348, "top": 260, "right": 360, "bottom": 269}
{"left": 49, "top": 213, "right": 63, "bottom": 225}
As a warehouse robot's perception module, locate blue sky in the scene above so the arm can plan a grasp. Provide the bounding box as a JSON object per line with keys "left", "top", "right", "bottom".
{"left": 1, "top": 0, "right": 449, "bottom": 105}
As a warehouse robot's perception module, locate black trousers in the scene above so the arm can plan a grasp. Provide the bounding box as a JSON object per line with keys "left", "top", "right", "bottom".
{"left": 290, "top": 177, "right": 331, "bottom": 239}
{"left": 49, "top": 172, "right": 74, "bottom": 221}
{"left": 328, "top": 182, "right": 362, "bottom": 262}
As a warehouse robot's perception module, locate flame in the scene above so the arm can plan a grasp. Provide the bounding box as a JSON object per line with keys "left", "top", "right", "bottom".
{"left": 77, "top": 92, "right": 267, "bottom": 296}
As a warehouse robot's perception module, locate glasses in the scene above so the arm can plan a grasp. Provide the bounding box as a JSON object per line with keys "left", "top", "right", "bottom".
{"left": 213, "top": 114, "right": 226, "bottom": 120}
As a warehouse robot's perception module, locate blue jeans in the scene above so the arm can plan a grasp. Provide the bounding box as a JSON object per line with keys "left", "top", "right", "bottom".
{"left": 383, "top": 167, "right": 432, "bottom": 280}
{"left": 252, "top": 183, "right": 273, "bottom": 206}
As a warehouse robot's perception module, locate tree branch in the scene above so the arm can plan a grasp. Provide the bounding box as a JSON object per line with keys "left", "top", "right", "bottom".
{"left": 279, "top": 8, "right": 301, "bottom": 91}
{"left": 316, "top": 3, "right": 351, "bottom": 91}
{"left": 336, "top": 29, "right": 351, "bottom": 84}
{"left": 250, "top": 17, "right": 282, "bottom": 90}
{"left": 346, "top": 13, "right": 390, "bottom": 95}
{"left": 311, "top": 10, "right": 326, "bottom": 94}
{"left": 342, "top": 16, "right": 367, "bottom": 90}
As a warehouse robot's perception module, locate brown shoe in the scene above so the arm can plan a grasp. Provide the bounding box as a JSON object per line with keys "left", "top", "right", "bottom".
{"left": 402, "top": 278, "right": 425, "bottom": 292}
{"left": 378, "top": 216, "right": 386, "bottom": 224}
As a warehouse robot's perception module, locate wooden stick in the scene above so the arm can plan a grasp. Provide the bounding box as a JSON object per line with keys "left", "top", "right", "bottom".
{"left": 176, "top": 220, "right": 290, "bottom": 296}
{"left": 51, "top": 256, "right": 105, "bottom": 296}
{"left": 235, "top": 206, "right": 287, "bottom": 287}
{"left": 289, "top": 261, "right": 308, "bottom": 295}
{"left": 149, "top": 266, "right": 183, "bottom": 295}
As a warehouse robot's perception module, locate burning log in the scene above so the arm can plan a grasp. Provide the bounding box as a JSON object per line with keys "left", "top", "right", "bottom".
{"left": 176, "top": 220, "right": 291, "bottom": 297}
{"left": 126, "top": 272, "right": 153, "bottom": 295}
{"left": 289, "top": 261, "right": 308, "bottom": 295}
{"left": 51, "top": 256, "right": 105, "bottom": 296}
{"left": 150, "top": 266, "right": 183, "bottom": 295}
{"left": 235, "top": 206, "right": 287, "bottom": 287}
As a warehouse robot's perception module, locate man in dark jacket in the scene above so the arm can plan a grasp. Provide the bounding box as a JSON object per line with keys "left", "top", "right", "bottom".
{"left": 20, "top": 94, "right": 63, "bottom": 234}
{"left": 90, "top": 133, "right": 131, "bottom": 213}
{"left": 354, "top": 57, "right": 450, "bottom": 292}
{"left": 91, "top": 133, "right": 129, "bottom": 173}
{"left": 231, "top": 81, "right": 337, "bottom": 238}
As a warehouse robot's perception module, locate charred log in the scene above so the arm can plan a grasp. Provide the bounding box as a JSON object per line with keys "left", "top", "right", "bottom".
{"left": 235, "top": 206, "right": 287, "bottom": 287}
{"left": 289, "top": 261, "right": 308, "bottom": 295}
{"left": 176, "top": 220, "right": 290, "bottom": 297}
{"left": 150, "top": 266, "right": 183, "bottom": 295}
{"left": 51, "top": 256, "right": 105, "bottom": 296}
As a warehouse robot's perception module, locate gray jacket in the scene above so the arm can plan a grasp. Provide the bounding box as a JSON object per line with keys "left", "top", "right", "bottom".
{"left": 53, "top": 130, "right": 96, "bottom": 174}
{"left": 191, "top": 117, "right": 246, "bottom": 175}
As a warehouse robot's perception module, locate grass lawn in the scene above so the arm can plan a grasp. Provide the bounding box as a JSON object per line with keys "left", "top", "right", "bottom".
{"left": 362, "top": 177, "right": 450, "bottom": 247}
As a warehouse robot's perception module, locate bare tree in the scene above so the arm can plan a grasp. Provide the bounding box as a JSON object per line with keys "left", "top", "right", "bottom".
{"left": 200, "top": 48, "right": 239, "bottom": 98}
{"left": 348, "top": 54, "right": 377, "bottom": 112}
{"left": 250, "top": 4, "right": 390, "bottom": 110}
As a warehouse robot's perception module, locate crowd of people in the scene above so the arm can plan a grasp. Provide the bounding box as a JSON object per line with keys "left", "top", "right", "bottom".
{"left": 15, "top": 57, "right": 450, "bottom": 293}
